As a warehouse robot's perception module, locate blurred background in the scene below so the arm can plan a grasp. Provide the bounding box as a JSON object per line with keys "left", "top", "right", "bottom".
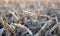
{"left": 0, "top": 0, "right": 60, "bottom": 14}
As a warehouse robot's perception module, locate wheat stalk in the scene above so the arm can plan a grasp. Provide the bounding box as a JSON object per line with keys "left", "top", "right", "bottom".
{"left": 22, "top": 10, "right": 37, "bottom": 20}
{"left": 13, "top": 8, "right": 19, "bottom": 17}
{"left": 14, "top": 23, "right": 33, "bottom": 35}
{"left": 8, "top": 10, "right": 33, "bottom": 35}
{"left": 15, "top": 16, "right": 28, "bottom": 24}
{"left": 0, "top": 14, "right": 15, "bottom": 36}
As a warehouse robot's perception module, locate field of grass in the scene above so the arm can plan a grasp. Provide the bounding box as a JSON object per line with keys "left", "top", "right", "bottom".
{"left": 0, "top": 0, "right": 60, "bottom": 36}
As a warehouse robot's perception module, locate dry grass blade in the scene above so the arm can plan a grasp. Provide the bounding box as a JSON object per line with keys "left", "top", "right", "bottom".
{"left": 8, "top": 10, "right": 19, "bottom": 20}
{"left": 34, "top": 20, "right": 52, "bottom": 36}
{"left": 14, "top": 23, "right": 27, "bottom": 30}
{"left": 14, "top": 23, "right": 33, "bottom": 35}
{"left": 49, "top": 23, "right": 60, "bottom": 33}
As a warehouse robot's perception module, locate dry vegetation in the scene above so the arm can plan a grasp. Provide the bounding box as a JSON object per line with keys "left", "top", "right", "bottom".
{"left": 0, "top": 0, "right": 60, "bottom": 36}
